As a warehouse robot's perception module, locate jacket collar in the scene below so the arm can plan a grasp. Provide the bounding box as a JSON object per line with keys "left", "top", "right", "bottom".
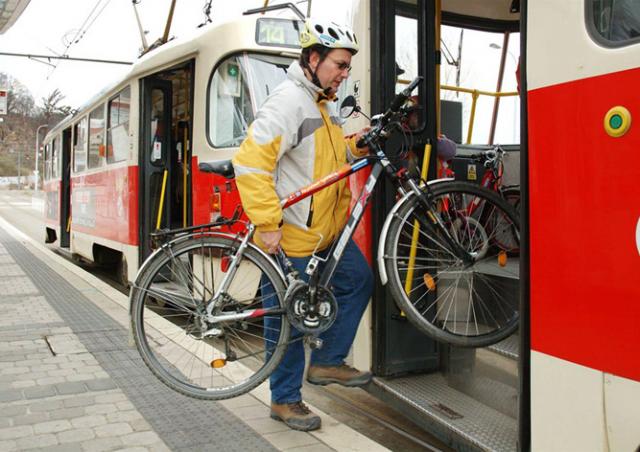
{"left": 287, "top": 61, "right": 336, "bottom": 104}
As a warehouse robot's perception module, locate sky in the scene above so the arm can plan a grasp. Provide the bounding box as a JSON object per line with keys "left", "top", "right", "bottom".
{"left": 0, "top": 0, "right": 520, "bottom": 143}
{"left": 0, "top": 0, "right": 298, "bottom": 108}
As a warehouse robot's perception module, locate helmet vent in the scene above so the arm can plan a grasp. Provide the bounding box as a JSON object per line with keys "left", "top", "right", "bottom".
{"left": 315, "top": 24, "right": 324, "bottom": 34}
{"left": 346, "top": 31, "right": 353, "bottom": 41}
{"left": 328, "top": 27, "right": 339, "bottom": 39}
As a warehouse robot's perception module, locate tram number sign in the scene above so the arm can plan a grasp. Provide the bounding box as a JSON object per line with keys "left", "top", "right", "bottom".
{"left": 256, "top": 18, "right": 302, "bottom": 48}
{"left": 0, "top": 89, "right": 7, "bottom": 115}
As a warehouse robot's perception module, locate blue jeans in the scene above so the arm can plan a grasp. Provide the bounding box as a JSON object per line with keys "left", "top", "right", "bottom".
{"left": 262, "top": 238, "right": 373, "bottom": 404}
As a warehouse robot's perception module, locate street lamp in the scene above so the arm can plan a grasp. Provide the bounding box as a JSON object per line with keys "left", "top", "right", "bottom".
{"left": 35, "top": 124, "right": 48, "bottom": 192}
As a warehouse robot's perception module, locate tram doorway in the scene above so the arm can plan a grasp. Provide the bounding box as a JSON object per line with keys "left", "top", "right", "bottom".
{"left": 139, "top": 61, "right": 194, "bottom": 262}
{"left": 59, "top": 127, "right": 72, "bottom": 248}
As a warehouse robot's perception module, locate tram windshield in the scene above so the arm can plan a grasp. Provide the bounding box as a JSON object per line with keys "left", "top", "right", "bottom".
{"left": 208, "top": 52, "right": 294, "bottom": 148}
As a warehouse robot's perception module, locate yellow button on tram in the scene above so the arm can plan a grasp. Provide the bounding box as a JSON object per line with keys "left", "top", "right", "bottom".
{"left": 604, "top": 106, "right": 632, "bottom": 138}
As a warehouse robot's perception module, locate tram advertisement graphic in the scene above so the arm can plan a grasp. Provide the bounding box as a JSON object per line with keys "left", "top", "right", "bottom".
{"left": 72, "top": 187, "right": 97, "bottom": 228}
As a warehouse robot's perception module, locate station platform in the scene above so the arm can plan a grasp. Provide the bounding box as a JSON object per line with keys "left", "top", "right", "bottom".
{"left": 0, "top": 217, "right": 389, "bottom": 452}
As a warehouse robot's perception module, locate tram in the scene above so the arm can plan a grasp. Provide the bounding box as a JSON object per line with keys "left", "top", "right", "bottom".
{"left": 42, "top": 1, "right": 639, "bottom": 450}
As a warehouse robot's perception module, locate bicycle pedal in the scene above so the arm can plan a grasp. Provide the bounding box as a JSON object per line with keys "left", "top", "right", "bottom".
{"left": 307, "top": 337, "right": 323, "bottom": 350}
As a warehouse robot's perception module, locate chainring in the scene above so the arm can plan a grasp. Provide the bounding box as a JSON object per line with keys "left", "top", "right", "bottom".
{"left": 285, "top": 282, "right": 338, "bottom": 334}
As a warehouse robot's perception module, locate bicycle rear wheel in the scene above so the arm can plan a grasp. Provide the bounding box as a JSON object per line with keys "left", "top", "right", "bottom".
{"left": 383, "top": 181, "right": 520, "bottom": 347}
{"left": 130, "top": 235, "right": 289, "bottom": 400}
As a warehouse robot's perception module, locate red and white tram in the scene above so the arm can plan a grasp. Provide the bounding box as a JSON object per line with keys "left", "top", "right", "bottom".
{"left": 42, "top": 1, "right": 639, "bottom": 450}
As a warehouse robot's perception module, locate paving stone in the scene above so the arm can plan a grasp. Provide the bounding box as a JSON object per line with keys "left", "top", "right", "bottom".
{"left": 70, "top": 415, "right": 108, "bottom": 429}
{"left": 33, "top": 419, "right": 73, "bottom": 434}
{"left": 0, "top": 439, "right": 17, "bottom": 451}
{"left": 0, "top": 405, "right": 27, "bottom": 418}
{"left": 84, "top": 379, "right": 117, "bottom": 391}
{"left": 63, "top": 395, "right": 95, "bottom": 408}
{"left": 29, "top": 399, "right": 65, "bottom": 412}
{"left": 85, "top": 404, "right": 118, "bottom": 415}
{"left": 93, "top": 422, "right": 133, "bottom": 438}
{"left": 23, "top": 385, "right": 57, "bottom": 399}
{"left": 263, "top": 430, "right": 319, "bottom": 450}
{"left": 56, "top": 382, "right": 88, "bottom": 396}
{"left": 57, "top": 428, "right": 96, "bottom": 443}
{"left": 80, "top": 436, "right": 123, "bottom": 452}
{"left": 49, "top": 407, "right": 86, "bottom": 421}
{"left": 13, "top": 412, "right": 49, "bottom": 426}
{"left": 0, "top": 390, "right": 22, "bottom": 402}
{"left": 105, "top": 410, "right": 142, "bottom": 423}
{"left": 120, "top": 431, "right": 162, "bottom": 447}
{"left": 11, "top": 379, "right": 36, "bottom": 389}
{"left": 0, "top": 425, "right": 33, "bottom": 440}
{"left": 94, "top": 393, "right": 127, "bottom": 404}
{"left": 16, "top": 433, "right": 59, "bottom": 449}
{"left": 43, "top": 443, "right": 84, "bottom": 452}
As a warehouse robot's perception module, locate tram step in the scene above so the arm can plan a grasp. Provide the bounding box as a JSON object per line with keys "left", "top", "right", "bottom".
{"left": 369, "top": 372, "right": 517, "bottom": 452}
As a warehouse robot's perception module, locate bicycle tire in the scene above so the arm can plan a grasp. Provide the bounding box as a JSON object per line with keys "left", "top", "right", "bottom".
{"left": 492, "top": 185, "right": 521, "bottom": 254}
{"left": 130, "top": 235, "right": 289, "bottom": 400}
{"left": 383, "top": 181, "right": 520, "bottom": 347}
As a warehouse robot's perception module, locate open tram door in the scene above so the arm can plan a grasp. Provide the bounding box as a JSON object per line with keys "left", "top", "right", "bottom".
{"left": 354, "top": 0, "right": 526, "bottom": 450}
{"left": 59, "top": 127, "right": 72, "bottom": 248}
{"left": 139, "top": 61, "right": 195, "bottom": 262}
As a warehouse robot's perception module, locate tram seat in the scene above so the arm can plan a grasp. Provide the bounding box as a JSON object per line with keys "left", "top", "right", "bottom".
{"left": 199, "top": 160, "right": 235, "bottom": 179}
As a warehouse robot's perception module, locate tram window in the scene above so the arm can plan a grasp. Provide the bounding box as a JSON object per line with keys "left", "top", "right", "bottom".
{"left": 440, "top": 26, "right": 520, "bottom": 144}
{"left": 73, "top": 118, "right": 88, "bottom": 173}
{"left": 107, "top": 87, "right": 131, "bottom": 164}
{"left": 44, "top": 143, "right": 51, "bottom": 181}
{"left": 51, "top": 137, "right": 59, "bottom": 179}
{"left": 590, "top": 0, "right": 640, "bottom": 45}
{"left": 208, "top": 52, "right": 293, "bottom": 148}
{"left": 88, "top": 105, "right": 105, "bottom": 169}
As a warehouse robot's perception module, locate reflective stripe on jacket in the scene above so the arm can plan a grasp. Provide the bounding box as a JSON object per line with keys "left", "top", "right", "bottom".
{"left": 232, "top": 61, "right": 362, "bottom": 257}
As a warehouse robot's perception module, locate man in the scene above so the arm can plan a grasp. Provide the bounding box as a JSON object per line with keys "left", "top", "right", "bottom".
{"left": 232, "top": 18, "right": 373, "bottom": 431}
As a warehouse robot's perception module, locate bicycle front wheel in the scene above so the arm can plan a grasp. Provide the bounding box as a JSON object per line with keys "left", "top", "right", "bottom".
{"left": 383, "top": 181, "right": 520, "bottom": 347}
{"left": 130, "top": 235, "right": 289, "bottom": 400}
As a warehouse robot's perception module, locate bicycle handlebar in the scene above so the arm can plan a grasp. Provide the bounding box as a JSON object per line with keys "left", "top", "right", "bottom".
{"left": 356, "top": 76, "right": 423, "bottom": 148}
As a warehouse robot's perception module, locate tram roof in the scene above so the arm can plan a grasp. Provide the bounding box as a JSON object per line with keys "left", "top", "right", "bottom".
{"left": 44, "top": 13, "right": 300, "bottom": 141}
{"left": 0, "top": 0, "right": 31, "bottom": 34}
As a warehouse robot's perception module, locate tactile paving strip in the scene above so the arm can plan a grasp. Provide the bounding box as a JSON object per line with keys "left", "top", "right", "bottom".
{"left": 1, "top": 229, "right": 276, "bottom": 452}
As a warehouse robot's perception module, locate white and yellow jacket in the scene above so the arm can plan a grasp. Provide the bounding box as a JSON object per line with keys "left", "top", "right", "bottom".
{"left": 232, "top": 61, "right": 364, "bottom": 257}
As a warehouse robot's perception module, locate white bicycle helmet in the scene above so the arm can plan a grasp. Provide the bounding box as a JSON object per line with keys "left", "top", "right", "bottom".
{"left": 300, "top": 18, "right": 359, "bottom": 54}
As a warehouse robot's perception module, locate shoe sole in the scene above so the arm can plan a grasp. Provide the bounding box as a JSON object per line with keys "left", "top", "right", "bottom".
{"left": 306, "top": 376, "right": 372, "bottom": 387}
{"left": 269, "top": 413, "right": 321, "bottom": 432}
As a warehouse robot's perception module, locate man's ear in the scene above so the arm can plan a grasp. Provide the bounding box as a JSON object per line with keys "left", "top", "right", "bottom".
{"left": 308, "top": 50, "right": 320, "bottom": 71}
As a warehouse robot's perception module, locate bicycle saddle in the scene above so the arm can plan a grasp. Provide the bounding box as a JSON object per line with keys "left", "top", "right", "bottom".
{"left": 199, "top": 160, "right": 235, "bottom": 179}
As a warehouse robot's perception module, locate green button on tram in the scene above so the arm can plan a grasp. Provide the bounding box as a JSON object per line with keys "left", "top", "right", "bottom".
{"left": 604, "top": 106, "right": 631, "bottom": 137}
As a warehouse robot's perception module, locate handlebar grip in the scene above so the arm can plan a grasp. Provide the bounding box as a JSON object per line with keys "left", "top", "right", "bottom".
{"left": 388, "top": 76, "right": 424, "bottom": 112}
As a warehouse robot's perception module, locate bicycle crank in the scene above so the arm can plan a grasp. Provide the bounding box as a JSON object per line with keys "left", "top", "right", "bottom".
{"left": 285, "top": 283, "right": 337, "bottom": 334}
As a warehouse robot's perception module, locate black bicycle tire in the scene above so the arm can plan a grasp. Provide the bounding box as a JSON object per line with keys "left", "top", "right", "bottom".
{"left": 130, "top": 236, "right": 289, "bottom": 400}
{"left": 384, "top": 181, "right": 520, "bottom": 347}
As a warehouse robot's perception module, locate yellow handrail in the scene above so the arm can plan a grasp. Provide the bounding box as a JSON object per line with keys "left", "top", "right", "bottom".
{"left": 156, "top": 169, "right": 168, "bottom": 230}
{"left": 404, "top": 143, "right": 432, "bottom": 297}
{"left": 396, "top": 79, "right": 518, "bottom": 143}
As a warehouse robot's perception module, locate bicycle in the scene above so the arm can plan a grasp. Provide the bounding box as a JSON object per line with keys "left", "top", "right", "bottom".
{"left": 443, "top": 146, "right": 521, "bottom": 253}
{"left": 129, "top": 77, "right": 520, "bottom": 401}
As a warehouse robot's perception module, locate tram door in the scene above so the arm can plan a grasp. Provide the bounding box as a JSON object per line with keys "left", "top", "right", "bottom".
{"left": 371, "top": 0, "right": 440, "bottom": 376}
{"left": 59, "top": 128, "right": 72, "bottom": 248}
{"left": 140, "top": 77, "right": 173, "bottom": 261}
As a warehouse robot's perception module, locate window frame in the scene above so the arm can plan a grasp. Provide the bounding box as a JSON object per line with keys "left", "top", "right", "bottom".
{"left": 586, "top": 0, "right": 640, "bottom": 48}
{"left": 106, "top": 86, "right": 131, "bottom": 164}
{"left": 73, "top": 116, "right": 88, "bottom": 173}
{"left": 205, "top": 51, "right": 294, "bottom": 149}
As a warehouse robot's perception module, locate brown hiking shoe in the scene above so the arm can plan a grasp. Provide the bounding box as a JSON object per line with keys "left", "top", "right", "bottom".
{"left": 307, "top": 364, "right": 372, "bottom": 387}
{"left": 270, "top": 401, "right": 321, "bottom": 431}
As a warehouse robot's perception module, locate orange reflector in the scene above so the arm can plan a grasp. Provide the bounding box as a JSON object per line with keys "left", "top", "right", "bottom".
{"left": 211, "top": 359, "right": 226, "bottom": 368}
{"left": 498, "top": 250, "right": 507, "bottom": 267}
{"left": 423, "top": 273, "right": 436, "bottom": 291}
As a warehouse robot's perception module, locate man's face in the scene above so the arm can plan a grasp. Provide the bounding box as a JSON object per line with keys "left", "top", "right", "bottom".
{"left": 309, "top": 48, "right": 352, "bottom": 94}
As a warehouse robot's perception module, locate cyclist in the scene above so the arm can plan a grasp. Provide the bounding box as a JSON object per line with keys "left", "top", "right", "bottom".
{"left": 232, "top": 18, "right": 373, "bottom": 432}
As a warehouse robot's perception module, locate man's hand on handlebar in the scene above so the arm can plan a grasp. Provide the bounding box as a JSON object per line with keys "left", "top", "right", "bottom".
{"left": 347, "top": 126, "right": 371, "bottom": 152}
